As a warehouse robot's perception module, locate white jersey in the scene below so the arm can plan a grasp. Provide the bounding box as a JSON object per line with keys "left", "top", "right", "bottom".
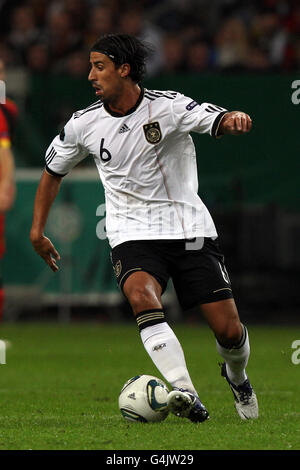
{"left": 45, "top": 88, "right": 227, "bottom": 248}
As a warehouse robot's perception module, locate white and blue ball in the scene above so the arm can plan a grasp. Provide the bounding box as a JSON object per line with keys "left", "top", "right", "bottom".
{"left": 118, "top": 374, "right": 169, "bottom": 423}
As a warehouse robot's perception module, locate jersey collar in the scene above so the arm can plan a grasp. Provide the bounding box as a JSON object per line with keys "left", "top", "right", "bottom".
{"left": 103, "top": 86, "right": 144, "bottom": 118}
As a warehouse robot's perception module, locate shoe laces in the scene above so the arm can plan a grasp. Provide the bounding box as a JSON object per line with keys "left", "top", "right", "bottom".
{"left": 236, "top": 380, "right": 253, "bottom": 404}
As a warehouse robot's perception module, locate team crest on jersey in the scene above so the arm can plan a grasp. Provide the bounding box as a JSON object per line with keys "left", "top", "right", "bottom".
{"left": 143, "top": 122, "right": 162, "bottom": 144}
{"left": 114, "top": 260, "right": 122, "bottom": 278}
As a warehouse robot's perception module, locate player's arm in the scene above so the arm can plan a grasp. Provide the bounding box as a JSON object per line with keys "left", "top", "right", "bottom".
{"left": 30, "top": 114, "right": 89, "bottom": 271}
{"left": 217, "top": 111, "right": 252, "bottom": 136}
{"left": 0, "top": 144, "right": 15, "bottom": 212}
{"left": 30, "top": 170, "right": 62, "bottom": 272}
{"left": 172, "top": 95, "right": 252, "bottom": 138}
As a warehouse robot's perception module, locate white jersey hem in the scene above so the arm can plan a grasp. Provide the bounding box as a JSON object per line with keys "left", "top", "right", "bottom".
{"left": 109, "top": 231, "right": 218, "bottom": 249}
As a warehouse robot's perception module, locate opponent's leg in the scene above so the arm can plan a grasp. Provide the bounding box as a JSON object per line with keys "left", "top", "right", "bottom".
{"left": 123, "top": 271, "right": 209, "bottom": 422}
{"left": 201, "top": 298, "right": 258, "bottom": 419}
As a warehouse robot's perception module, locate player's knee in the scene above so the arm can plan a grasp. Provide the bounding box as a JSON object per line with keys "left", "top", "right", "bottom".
{"left": 123, "top": 272, "right": 162, "bottom": 314}
{"left": 127, "top": 284, "right": 161, "bottom": 315}
{"left": 216, "top": 320, "right": 243, "bottom": 348}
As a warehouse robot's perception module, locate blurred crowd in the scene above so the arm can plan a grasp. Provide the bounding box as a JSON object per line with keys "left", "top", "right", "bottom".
{"left": 0, "top": 0, "right": 299, "bottom": 80}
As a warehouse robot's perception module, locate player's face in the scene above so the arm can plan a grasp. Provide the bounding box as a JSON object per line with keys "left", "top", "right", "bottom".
{"left": 88, "top": 52, "right": 128, "bottom": 103}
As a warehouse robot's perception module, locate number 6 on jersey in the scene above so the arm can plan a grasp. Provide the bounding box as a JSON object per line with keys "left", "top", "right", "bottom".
{"left": 100, "top": 138, "right": 112, "bottom": 162}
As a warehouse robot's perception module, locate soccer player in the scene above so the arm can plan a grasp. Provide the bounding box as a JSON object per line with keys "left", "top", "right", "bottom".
{"left": 30, "top": 34, "right": 258, "bottom": 422}
{"left": 0, "top": 58, "right": 17, "bottom": 321}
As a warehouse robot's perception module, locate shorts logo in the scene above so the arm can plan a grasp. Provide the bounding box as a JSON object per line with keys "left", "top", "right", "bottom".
{"left": 218, "top": 262, "right": 230, "bottom": 284}
{"left": 143, "top": 122, "right": 162, "bottom": 144}
{"left": 114, "top": 260, "right": 122, "bottom": 278}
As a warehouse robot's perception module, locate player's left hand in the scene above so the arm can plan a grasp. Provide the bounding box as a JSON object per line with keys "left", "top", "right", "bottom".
{"left": 30, "top": 234, "right": 61, "bottom": 272}
{"left": 219, "top": 111, "right": 252, "bottom": 135}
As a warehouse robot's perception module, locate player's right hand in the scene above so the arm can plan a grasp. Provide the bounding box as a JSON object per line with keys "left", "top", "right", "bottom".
{"left": 30, "top": 234, "right": 60, "bottom": 272}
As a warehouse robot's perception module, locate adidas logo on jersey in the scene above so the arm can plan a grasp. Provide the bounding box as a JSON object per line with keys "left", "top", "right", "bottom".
{"left": 119, "top": 124, "right": 130, "bottom": 133}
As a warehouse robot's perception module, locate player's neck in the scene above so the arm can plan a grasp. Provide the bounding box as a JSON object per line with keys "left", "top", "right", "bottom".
{"left": 106, "top": 83, "right": 142, "bottom": 116}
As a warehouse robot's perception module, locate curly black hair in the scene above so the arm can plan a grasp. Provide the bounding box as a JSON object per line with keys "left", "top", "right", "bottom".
{"left": 90, "top": 33, "right": 153, "bottom": 83}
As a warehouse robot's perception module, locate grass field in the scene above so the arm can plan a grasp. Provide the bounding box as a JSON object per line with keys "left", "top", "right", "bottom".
{"left": 0, "top": 322, "right": 299, "bottom": 451}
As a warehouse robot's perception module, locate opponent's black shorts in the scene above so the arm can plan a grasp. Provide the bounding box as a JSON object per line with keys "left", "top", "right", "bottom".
{"left": 111, "top": 237, "right": 233, "bottom": 311}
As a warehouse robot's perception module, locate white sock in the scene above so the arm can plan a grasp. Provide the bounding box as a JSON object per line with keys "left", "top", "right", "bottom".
{"left": 140, "top": 322, "right": 197, "bottom": 395}
{"left": 216, "top": 325, "right": 250, "bottom": 386}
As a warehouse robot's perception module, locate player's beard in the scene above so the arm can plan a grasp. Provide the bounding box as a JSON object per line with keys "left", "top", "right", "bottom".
{"left": 102, "top": 89, "right": 123, "bottom": 108}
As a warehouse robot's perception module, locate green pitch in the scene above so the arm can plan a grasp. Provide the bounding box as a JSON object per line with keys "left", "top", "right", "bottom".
{"left": 0, "top": 323, "right": 299, "bottom": 450}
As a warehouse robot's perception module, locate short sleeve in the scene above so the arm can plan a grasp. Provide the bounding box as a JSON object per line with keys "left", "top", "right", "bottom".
{"left": 45, "top": 115, "right": 89, "bottom": 177}
{"left": 172, "top": 93, "right": 228, "bottom": 138}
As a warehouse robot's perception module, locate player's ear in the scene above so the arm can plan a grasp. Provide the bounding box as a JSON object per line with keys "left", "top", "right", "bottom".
{"left": 119, "top": 63, "right": 130, "bottom": 78}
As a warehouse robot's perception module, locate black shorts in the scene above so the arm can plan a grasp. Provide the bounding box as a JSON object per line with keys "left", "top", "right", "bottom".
{"left": 111, "top": 237, "right": 233, "bottom": 311}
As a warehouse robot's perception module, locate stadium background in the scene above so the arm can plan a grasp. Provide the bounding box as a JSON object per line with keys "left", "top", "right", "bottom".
{"left": 1, "top": 0, "right": 299, "bottom": 324}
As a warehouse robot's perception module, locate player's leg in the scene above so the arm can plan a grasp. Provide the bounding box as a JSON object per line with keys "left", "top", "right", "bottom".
{"left": 123, "top": 270, "right": 209, "bottom": 422}
{"left": 111, "top": 241, "right": 209, "bottom": 422}
{"left": 200, "top": 298, "right": 258, "bottom": 419}
{"left": 171, "top": 237, "right": 258, "bottom": 419}
{"left": 123, "top": 271, "right": 197, "bottom": 394}
{"left": 171, "top": 238, "right": 250, "bottom": 384}
{"left": 200, "top": 298, "right": 249, "bottom": 385}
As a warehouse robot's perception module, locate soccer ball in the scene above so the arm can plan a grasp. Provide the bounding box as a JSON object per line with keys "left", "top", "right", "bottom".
{"left": 118, "top": 374, "right": 169, "bottom": 423}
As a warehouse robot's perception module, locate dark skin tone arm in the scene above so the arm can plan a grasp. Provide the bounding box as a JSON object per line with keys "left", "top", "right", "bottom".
{"left": 30, "top": 170, "right": 62, "bottom": 272}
